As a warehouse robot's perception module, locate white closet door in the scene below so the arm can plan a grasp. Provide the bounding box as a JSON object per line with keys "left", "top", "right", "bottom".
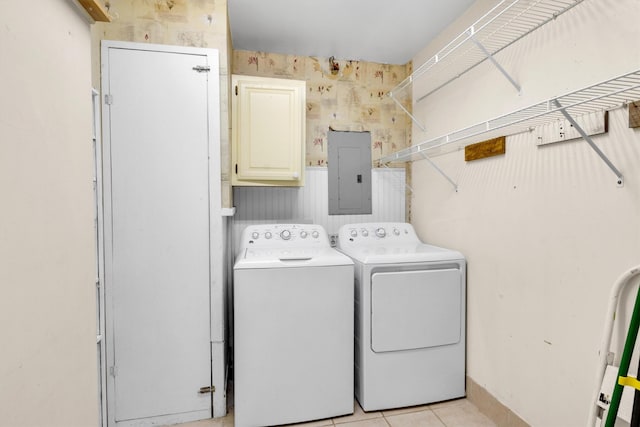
{"left": 103, "top": 44, "right": 212, "bottom": 425}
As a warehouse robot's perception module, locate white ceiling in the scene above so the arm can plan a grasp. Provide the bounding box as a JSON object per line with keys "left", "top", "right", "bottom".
{"left": 228, "top": 0, "right": 476, "bottom": 65}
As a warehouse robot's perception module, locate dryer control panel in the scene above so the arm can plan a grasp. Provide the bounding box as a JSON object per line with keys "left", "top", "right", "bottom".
{"left": 337, "top": 222, "right": 419, "bottom": 247}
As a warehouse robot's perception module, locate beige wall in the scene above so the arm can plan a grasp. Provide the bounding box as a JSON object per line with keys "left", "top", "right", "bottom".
{"left": 233, "top": 50, "right": 412, "bottom": 167}
{"left": 0, "top": 2, "right": 98, "bottom": 426}
{"left": 91, "top": 0, "right": 233, "bottom": 207}
{"left": 410, "top": 0, "right": 640, "bottom": 426}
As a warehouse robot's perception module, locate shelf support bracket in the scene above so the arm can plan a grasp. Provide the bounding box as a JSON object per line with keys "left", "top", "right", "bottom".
{"left": 553, "top": 100, "right": 624, "bottom": 187}
{"left": 470, "top": 35, "right": 521, "bottom": 94}
{"left": 389, "top": 92, "right": 427, "bottom": 132}
{"left": 419, "top": 152, "right": 458, "bottom": 192}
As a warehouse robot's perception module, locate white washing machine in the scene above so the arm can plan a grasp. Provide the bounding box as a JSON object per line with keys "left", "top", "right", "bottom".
{"left": 337, "top": 222, "right": 466, "bottom": 412}
{"left": 233, "top": 224, "right": 354, "bottom": 427}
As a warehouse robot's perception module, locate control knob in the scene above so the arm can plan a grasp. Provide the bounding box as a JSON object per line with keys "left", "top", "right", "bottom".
{"left": 251, "top": 231, "right": 259, "bottom": 240}
{"left": 300, "top": 230, "right": 308, "bottom": 239}
{"left": 361, "top": 229, "right": 369, "bottom": 237}
{"left": 312, "top": 230, "right": 320, "bottom": 239}
{"left": 280, "top": 230, "right": 291, "bottom": 240}
{"left": 393, "top": 228, "right": 400, "bottom": 236}
{"left": 350, "top": 230, "right": 358, "bottom": 238}
{"left": 375, "top": 227, "right": 386, "bottom": 238}
{"left": 265, "top": 231, "right": 272, "bottom": 239}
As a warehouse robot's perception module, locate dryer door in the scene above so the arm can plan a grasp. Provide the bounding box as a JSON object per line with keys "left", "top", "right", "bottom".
{"left": 371, "top": 268, "right": 461, "bottom": 353}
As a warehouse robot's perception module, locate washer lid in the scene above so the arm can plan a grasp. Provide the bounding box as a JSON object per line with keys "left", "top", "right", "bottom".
{"left": 234, "top": 246, "right": 354, "bottom": 269}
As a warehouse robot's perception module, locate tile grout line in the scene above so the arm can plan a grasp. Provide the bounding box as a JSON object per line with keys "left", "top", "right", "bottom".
{"left": 382, "top": 413, "right": 392, "bottom": 426}
{"left": 431, "top": 407, "right": 448, "bottom": 427}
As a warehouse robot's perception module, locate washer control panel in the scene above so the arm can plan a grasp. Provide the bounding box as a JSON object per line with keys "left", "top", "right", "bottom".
{"left": 337, "top": 222, "right": 419, "bottom": 246}
{"left": 240, "top": 224, "right": 329, "bottom": 249}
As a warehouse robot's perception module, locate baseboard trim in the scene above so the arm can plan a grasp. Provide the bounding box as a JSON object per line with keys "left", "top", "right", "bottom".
{"left": 466, "top": 376, "right": 530, "bottom": 427}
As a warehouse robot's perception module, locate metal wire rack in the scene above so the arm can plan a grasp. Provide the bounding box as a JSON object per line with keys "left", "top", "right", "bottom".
{"left": 379, "top": 68, "right": 640, "bottom": 165}
{"left": 390, "top": 0, "right": 586, "bottom": 103}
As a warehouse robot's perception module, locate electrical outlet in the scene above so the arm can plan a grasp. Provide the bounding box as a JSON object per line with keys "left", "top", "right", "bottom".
{"left": 329, "top": 234, "right": 338, "bottom": 247}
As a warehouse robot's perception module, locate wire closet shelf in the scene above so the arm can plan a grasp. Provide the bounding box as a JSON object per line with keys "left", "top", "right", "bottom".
{"left": 390, "top": 0, "right": 586, "bottom": 104}
{"left": 379, "top": 69, "right": 640, "bottom": 164}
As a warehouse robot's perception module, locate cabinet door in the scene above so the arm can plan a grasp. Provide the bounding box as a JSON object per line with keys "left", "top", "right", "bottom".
{"left": 232, "top": 76, "right": 305, "bottom": 186}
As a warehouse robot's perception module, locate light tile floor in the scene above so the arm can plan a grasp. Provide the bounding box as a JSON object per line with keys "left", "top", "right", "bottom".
{"left": 177, "top": 398, "right": 496, "bottom": 427}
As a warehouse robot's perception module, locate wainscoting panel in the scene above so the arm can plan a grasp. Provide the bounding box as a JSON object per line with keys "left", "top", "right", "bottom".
{"left": 232, "top": 167, "right": 406, "bottom": 252}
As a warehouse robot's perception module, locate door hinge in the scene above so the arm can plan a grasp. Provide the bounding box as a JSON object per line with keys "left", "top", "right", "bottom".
{"left": 235, "top": 85, "right": 238, "bottom": 96}
{"left": 109, "top": 366, "right": 118, "bottom": 377}
{"left": 95, "top": 278, "right": 100, "bottom": 288}
{"left": 192, "top": 65, "right": 211, "bottom": 73}
{"left": 104, "top": 94, "right": 113, "bottom": 105}
{"left": 198, "top": 385, "right": 215, "bottom": 394}
{"left": 235, "top": 164, "right": 238, "bottom": 174}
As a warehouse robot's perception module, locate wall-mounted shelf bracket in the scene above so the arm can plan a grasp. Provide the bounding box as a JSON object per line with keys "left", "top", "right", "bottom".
{"left": 553, "top": 99, "right": 624, "bottom": 187}
{"left": 469, "top": 30, "right": 521, "bottom": 95}
{"left": 389, "top": 87, "right": 427, "bottom": 132}
{"left": 388, "top": 0, "right": 584, "bottom": 108}
{"left": 385, "top": 0, "right": 588, "bottom": 133}
{"left": 380, "top": 69, "right": 640, "bottom": 170}
{"left": 419, "top": 152, "right": 458, "bottom": 192}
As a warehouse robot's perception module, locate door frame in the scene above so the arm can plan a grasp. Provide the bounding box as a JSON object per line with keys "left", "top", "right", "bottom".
{"left": 99, "top": 40, "right": 225, "bottom": 426}
{"left": 92, "top": 86, "right": 108, "bottom": 427}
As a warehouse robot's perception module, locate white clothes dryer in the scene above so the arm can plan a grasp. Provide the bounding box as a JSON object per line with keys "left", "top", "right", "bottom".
{"left": 233, "top": 224, "right": 354, "bottom": 427}
{"left": 337, "top": 222, "right": 466, "bottom": 412}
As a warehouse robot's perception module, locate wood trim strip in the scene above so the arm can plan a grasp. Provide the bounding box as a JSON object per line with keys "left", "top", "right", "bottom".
{"left": 465, "top": 136, "right": 506, "bottom": 162}
{"left": 629, "top": 101, "right": 640, "bottom": 128}
{"left": 77, "top": 0, "right": 111, "bottom": 22}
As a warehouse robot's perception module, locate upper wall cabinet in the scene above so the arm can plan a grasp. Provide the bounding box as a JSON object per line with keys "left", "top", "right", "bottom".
{"left": 232, "top": 75, "right": 306, "bottom": 187}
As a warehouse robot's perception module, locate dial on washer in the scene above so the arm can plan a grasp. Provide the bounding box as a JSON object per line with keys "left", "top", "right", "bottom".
{"left": 280, "top": 229, "right": 292, "bottom": 240}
